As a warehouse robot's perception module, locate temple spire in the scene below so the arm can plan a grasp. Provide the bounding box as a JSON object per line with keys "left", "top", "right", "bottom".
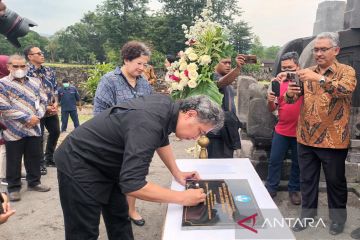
{"left": 206, "top": 0, "right": 212, "bottom": 8}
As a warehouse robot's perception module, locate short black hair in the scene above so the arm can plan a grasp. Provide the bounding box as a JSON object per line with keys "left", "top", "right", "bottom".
{"left": 120, "top": 41, "right": 150, "bottom": 62}
{"left": 23, "top": 45, "right": 37, "bottom": 61}
{"left": 280, "top": 51, "right": 299, "bottom": 65}
{"left": 62, "top": 78, "right": 69, "bottom": 83}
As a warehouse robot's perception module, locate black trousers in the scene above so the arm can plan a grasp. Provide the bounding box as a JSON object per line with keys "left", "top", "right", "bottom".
{"left": 58, "top": 171, "right": 134, "bottom": 240}
{"left": 5, "top": 136, "right": 42, "bottom": 193}
{"left": 40, "top": 115, "right": 60, "bottom": 164}
{"left": 297, "top": 143, "right": 348, "bottom": 223}
{"left": 207, "top": 134, "right": 233, "bottom": 158}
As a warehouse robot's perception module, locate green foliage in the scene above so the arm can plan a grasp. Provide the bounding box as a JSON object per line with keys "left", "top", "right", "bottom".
{"left": 82, "top": 63, "right": 115, "bottom": 98}
{"left": 0, "top": 0, "right": 253, "bottom": 65}
{"left": 264, "top": 46, "right": 281, "bottom": 60}
{"left": 148, "top": 50, "right": 165, "bottom": 69}
{"left": 250, "top": 36, "right": 280, "bottom": 61}
{"left": 241, "top": 63, "right": 262, "bottom": 75}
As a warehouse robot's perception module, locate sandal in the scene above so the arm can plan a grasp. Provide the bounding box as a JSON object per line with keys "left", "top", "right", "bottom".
{"left": 40, "top": 165, "right": 47, "bottom": 175}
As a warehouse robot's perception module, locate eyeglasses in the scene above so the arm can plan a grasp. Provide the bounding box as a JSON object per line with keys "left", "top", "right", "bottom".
{"left": 312, "top": 47, "right": 336, "bottom": 54}
{"left": 11, "top": 64, "right": 27, "bottom": 69}
{"left": 28, "top": 51, "right": 44, "bottom": 56}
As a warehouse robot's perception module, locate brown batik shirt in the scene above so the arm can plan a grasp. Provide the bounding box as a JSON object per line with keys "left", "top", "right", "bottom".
{"left": 285, "top": 61, "right": 357, "bottom": 149}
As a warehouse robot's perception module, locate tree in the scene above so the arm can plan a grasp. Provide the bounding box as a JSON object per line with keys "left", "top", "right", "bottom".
{"left": 229, "top": 21, "right": 252, "bottom": 54}
{"left": 250, "top": 35, "right": 265, "bottom": 60}
{"left": 264, "top": 46, "right": 281, "bottom": 60}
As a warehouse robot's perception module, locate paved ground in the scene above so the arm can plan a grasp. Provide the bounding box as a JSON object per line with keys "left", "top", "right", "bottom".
{"left": 1, "top": 112, "right": 359, "bottom": 240}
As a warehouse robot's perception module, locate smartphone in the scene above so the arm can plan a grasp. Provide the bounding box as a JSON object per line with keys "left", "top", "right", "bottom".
{"left": 287, "top": 72, "right": 304, "bottom": 94}
{"left": 244, "top": 54, "right": 257, "bottom": 64}
{"left": 271, "top": 81, "right": 280, "bottom": 97}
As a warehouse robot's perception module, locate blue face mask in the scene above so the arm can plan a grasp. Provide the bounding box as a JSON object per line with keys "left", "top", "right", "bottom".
{"left": 63, "top": 83, "right": 70, "bottom": 88}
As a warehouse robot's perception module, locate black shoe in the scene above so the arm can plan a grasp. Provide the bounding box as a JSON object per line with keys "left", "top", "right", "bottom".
{"left": 28, "top": 184, "right": 51, "bottom": 192}
{"left": 329, "top": 222, "right": 345, "bottom": 235}
{"left": 269, "top": 191, "right": 277, "bottom": 198}
{"left": 292, "top": 219, "right": 311, "bottom": 232}
{"left": 129, "top": 217, "right": 145, "bottom": 226}
{"left": 40, "top": 165, "right": 47, "bottom": 175}
{"left": 351, "top": 227, "right": 360, "bottom": 239}
{"left": 289, "top": 192, "right": 301, "bottom": 205}
{"left": 46, "top": 161, "right": 56, "bottom": 167}
{"left": 9, "top": 191, "right": 21, "bottom": 201}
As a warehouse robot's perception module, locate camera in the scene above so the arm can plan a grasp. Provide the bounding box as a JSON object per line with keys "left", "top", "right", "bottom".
{"left": 0, "top": 1, "right": 37, "bottom": 48}
{"left": 244, "top": 54, "right": 257, "bottom": 64}
{"left": 286, "top": 72, "right": 304, "bottom": 93}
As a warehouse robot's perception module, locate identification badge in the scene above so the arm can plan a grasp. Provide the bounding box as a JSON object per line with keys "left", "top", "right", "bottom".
{"left": 35, "top": 98, "right": 40, "bottom": 110}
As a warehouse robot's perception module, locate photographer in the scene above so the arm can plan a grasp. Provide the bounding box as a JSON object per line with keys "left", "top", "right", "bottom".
{"left": 206, "top": 54, "right": 245, "bottom": 158}
{"left": 0, "top": 192, "right": 16, "bottom": 224}
{"left": 265, "top": 52, "right": 302, "bottom": 205}
{"left": 285, "top": 32, "right": 356, "bottom": 235}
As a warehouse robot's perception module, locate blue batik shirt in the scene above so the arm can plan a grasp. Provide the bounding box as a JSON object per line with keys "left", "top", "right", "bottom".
{"left": 93, "top": 66, "right": 153, "bottom": 115}
{"left": 27, "top": 63, "right": 57, "bottom": 106}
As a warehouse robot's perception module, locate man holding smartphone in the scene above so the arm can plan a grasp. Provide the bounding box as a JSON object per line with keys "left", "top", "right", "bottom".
{"left": 266, "top": 51, "right": 302, "bottom": 205}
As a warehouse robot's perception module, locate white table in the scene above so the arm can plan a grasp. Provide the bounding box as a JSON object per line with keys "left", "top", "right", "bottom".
{"left": 162, "top": 158, "right": 295, "bottom": 240}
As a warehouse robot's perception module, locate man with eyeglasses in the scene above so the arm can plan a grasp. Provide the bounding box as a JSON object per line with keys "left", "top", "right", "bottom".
{"left": 285, "top": 32, "right": 357, "bottom": 235}
{"left": 0, "top": 54, "right": 51, "bottom": 202}
{"left": 24, "top": 46, "right": 60, "bottom": 175}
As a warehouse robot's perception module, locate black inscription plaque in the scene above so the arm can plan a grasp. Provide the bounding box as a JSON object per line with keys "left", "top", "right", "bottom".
{"left": 182, "top": 179, "right": 264, "bottom": 230}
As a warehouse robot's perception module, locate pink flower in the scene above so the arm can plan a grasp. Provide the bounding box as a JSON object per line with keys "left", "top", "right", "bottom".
{"left": 184, "top": 70, "right": 189, "bottom": 77}
{"left": 170, "top": 75, "right": 181, "bottom": 82}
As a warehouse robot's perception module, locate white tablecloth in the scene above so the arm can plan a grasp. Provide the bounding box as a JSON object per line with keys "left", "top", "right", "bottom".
{"left": 162, "top": 158, "right": 295, "bottom": 240}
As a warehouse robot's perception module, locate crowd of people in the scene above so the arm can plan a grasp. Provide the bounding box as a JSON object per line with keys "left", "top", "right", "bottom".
{"left": 0, "top": 31, "right": 359, "bottom": 240}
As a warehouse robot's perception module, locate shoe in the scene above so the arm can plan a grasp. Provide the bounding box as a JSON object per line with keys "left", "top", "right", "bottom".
{"left": 129, "top": 217, "right": 145, "bottom": 226}
{"left": 289, "top": 192, "right": 301, "bottom": 205}
{"left": 269, "top": 191, "right": 277, "bottom": 198}
{"left": 0, "top": 178, "right": 8, "bottom": 186}
{"left": 40, "top": 165, "right": 47, "bottom": 175}
{"left": 292, "top": 218, "right": 311, "bottom": 232}
{"left": 351, "top": 227, "right": 360, "bottom": 239}
{"left": 46, "top": 161, "right": 56, "bottom": 167}
{"left": 28, "top": 184, "right": 51, "bottom": 192}
{"left": 9, "top": 191, "right": 21, "bottom": 201}
{"left": 329, "top": 222, "right": 345, "bottom": 235}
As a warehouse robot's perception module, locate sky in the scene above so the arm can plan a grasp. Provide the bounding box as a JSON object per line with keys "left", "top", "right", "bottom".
{"left": 4, "top": 0, "right": 338, "bottom": 47}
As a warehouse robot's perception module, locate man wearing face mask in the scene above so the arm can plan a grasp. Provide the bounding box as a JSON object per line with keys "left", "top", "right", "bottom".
{"left": 0, "top": 55, "right": 50, "bottom": 202}
{"left": 58, "top": 79, "right": 81, "bottom": 133}
{"left": 24, "top": 45, "right": 60, "bottom": 175}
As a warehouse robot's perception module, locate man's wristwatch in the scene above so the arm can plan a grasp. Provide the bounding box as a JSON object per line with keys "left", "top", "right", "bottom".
{"left": 319, "top": 76, "right": 326, "bottom": 86}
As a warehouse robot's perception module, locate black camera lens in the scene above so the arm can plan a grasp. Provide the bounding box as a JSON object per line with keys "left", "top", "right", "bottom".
{"left": 0, "top": 8, "right": 37, "bottom": 48}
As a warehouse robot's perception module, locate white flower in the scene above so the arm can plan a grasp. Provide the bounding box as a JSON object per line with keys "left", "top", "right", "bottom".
{"left": 188, "top": 52, "right": 198, "bottom": 61}
{"left": 181, "top": 24, "right": 188, "bottom": 30}
{"left": 185, "top": 47, "right": 194, "bottom": 55}
{"left": 171, "top": 82, "right": 179, "bottom": 91}
{"left": 187, "top": 80, "right": 198, "bottom": 88}
{"left": 187, "top": 63, "right": 197, "bottom": 72}
{"left": 188, "top": 70, "right": 199, "bottom": 81}
{"left": 198, "top": 55, "right": 211, "bottom": 65}
{"left": 179, "top": 62, "right": 188, "bottom": 71}
{"left": 174, "top": 70, "right": 180, "bottom": 78}
{"left": 180, "top": 72, "right": 189, "bottom": 82}
{"left": 178, "top": 51, "right": 185, "bottom": 58}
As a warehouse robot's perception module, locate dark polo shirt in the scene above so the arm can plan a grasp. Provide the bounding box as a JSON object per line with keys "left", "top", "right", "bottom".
{"left": 54, "top": 94, "right": 179, "bottom": 203}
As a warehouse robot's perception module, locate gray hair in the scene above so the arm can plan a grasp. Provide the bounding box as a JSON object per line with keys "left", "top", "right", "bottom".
{"left": 7, "top": 54, "right": 26, "bottom": 64}
{"left": 315, "top": 32, "right": 340, "bottom": 47}
{"left": 179, "top": 95, "right": 224, "bottom": 130}
{"left": 280, "top": 51, "right": 299, "bottom": 65}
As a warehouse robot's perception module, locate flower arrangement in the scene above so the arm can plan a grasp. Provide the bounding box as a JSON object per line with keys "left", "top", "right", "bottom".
{"left": 166, "top": 8, "right": 234, "bottom": 105}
